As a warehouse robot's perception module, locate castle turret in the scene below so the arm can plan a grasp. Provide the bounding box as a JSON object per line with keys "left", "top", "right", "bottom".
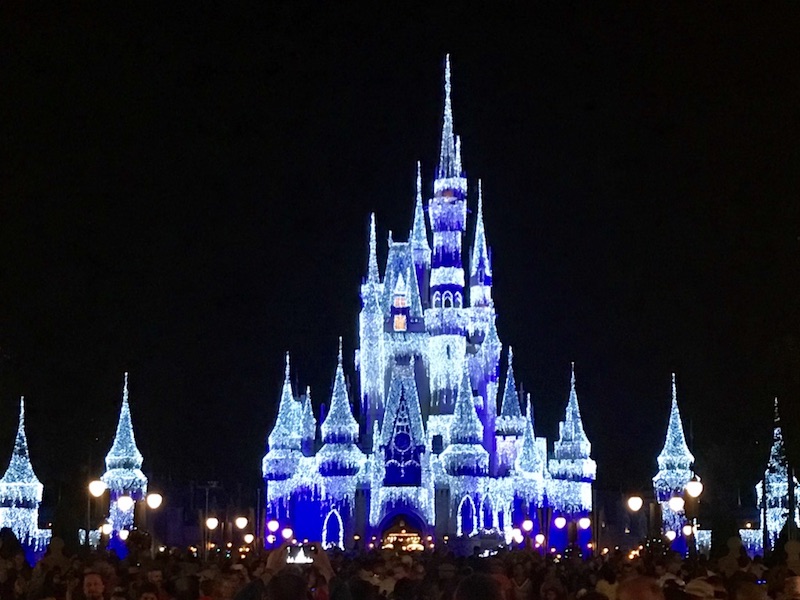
{"left": 358, "top": 214, "right": 386, "bottom": 443}
{"left": 0, "top": 398, "right": 51, "bottom": 554}
{"left": 469, "top": 181, "right": 493, "bottom": 312}
{"left": 262, "top": 354, "right": 303, "bottom": 481}
{"left": 441, "top": 363, "right": 488, "bottom": 477}
{"left": 319, "top": 339, "right": 364, "bottom": 478}
{"left": 755, "top": 398, "right": 799, "bottom": 550}
{"left": 427, "top": 55, "right": 468, "bottom": 414}
{"left": 101, "top": 373, "right": 148, "bottom": 534}
{"left": 652, "top": 373, "right": 694, "bottom": 534}
{"left": 411, "top": 162, "right": 431, "bottom": 305}
{"left": 301, "top": 387, "right": 317, "bottom": 456}
{"left": 548, "top": 364, "right": 596, "bottom": 514}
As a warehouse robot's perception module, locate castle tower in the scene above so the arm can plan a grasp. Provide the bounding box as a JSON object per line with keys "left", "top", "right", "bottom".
{"left": 427, "top": 55, "right": 469, "bottom": 414}
{"left": 358, "top": 214, "right": 386, "bottom": 443}
{"left": 0, "top": 398, "right": 51, "bottom": 556}
{"left": 101, "top": 373, "right": 148, "bottom": 534}
{"left": 652, "top": 373, "right": 694, "bottom": 535}
{"left": 755, "top": 397, "right": 800, "bottom": 550}
{"left": 495, "top": 347, "right": 526, "bottom": 475}
{"left": 411, "top": 162, "right": 432, "bottom": 306}
{"left": 317, "top": 339, "right": 365, "bottom": 548}
{"left": 440, "top": 363, "right": 488, "bottom": 536}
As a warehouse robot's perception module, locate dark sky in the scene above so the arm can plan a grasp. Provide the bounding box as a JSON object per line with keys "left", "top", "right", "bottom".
{"left": 1, "top": 4, "right": 799, "bottom": 520}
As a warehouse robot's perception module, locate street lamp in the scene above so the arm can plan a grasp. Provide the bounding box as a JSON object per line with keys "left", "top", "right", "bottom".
{"left": 117, "top": 495, "right": 135, "bottom": 512}
{"left": 235, "top": 517, "right": 248, "bottom": 530}
{"left": 89, "top": 480, "right": 107, "bottom": 497}
{"left": 86, "top": 481, "right": 108, "bottom": 547}
{"left": 146, "top": 493, "right": 163, "bottom": 509}
{"left": 206, "top": 517, "right": 219, "bottom": 530}
{"left": 554, "top": 517, "right": 567, "bottom": 530}
{"left": 668, "top": 496, "right": 685, "bottom": 513}
{"left": 100, "top": 523, "right": 113, "bottom": 536}
{"left": 119, "top": 529, "right": 130, "bottom": 541}
{"left": 685, "top": 476, "right": 703, "bottom": 499}
{"left": 665, "top": 530, "right": 677, "bottom": 542}
{"left": 281, "top": 527, "right": 293, "bottom": 541}
{"left": 521, "top": 519, "right": 533, "bottom": 533}
{"left": 244, "top": 533, "right": 255, "bottom": 544}
{"left": 627, "top": 496, "right": 644, "bottom": 512}
{"left": 267, "top": 519, "right": 280, "bottom": 533}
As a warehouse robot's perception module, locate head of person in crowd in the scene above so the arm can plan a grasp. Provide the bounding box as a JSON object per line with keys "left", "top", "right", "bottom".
{"left": 83, "top": 572, "right": 106, "bottom": 600}
{"left": 138, "top": 582, "right": 160, "bottom": 600}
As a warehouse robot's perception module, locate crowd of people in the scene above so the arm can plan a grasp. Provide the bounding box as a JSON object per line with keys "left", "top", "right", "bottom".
{"left": 1, "top": 529, "right": 800, "bottom": 600}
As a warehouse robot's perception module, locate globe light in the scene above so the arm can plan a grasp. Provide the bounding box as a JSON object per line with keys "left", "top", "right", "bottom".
{"left": 554, "top": 517, "right": 567, "bottom": 530}
{"left": 267, "top": 519, "right": 280, "bottom": 533}
{"left": 627, "top": 496, "right": 644, "bottom": 512}
{"left": 235, "top": 517, "right": 248, "bottom": 530}
{"left": 668, "top": 496, "right": 685, "bottom": 512}
{"left": 206, "top": 517, "right": 219, "bottom": 530}
{"left": 116, "top": 495, "right": 135, "bottom": 512}
{"left": 100, "top": 523, "right": 112, "bottom": 535}
{"left": 511, "top": 528, "right": 523, "bottom": 544}
{"left": 119, "top": 529, "right": 130, "bottom": 541}
{"left": 685, "top": 476, "right": 704, "bottom": 498}
{"left": 266, "top": 534, "right": 276, "bottom": 544}
{"left": 146, "top": 493, "right": 163, "bottom": 509}
{"left": 534, "top": 534, "right": 545, "bottom": 544}
{"left": 578, "top": 517, "right": 591, "bottom": 530}
{"left": 665, "top": 530, "right": 677, "bottom": 541}
{"left": 682, "top": 524, "right": 694, "bottom": 536}
{"left": 281, "top": 527, "right": 293, "bottom": 540}
{"left": 88, "top": 480, "right": 107, "bottom": 497}
{"left": 521, "top": 519, "right": 533, "bottom": 532}
{"left": 243, "top": 533, "right": 255, "bottom": 544}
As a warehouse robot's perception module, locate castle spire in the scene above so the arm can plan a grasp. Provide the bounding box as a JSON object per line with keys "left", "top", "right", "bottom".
{"left": 438, "top": 54, "right": 457, "bottom": 179}
{"left": 268, "top": 353, "right": 302, "bottom": 451}
{"left": 450, "top": 362, "right": 483, "bottom": 445}
{"left": 411, "top": 162, "right": 431, "bottom": 256}
{"left": 515, "top": 396, "right": 544, "bottom": 474}
{"left": 105, "top": 373, "right": 144, "bottom": 471}
{"left": 321, "top": 338, "right": 359, "bottom": 444}
{"left": 470, "top": 180, "right": 490, "bottom": 277}
{"left": 0, "top": 398, "right": 42, "bottom": 491}
{"left": 656, "top": 373, "right": 694, "bottom": 468}
{"left": 499, "top": 347, "right": 522, "bottom": 418}
{"left": 367, "top": 213, "right": 380, "bottom": 284}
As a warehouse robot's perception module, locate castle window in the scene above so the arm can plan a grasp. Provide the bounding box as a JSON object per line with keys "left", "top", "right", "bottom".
{"left": 432, "top": 435, "right": 443, "bottom": 453}
{"left": 432, "top": 291, "right": 442, "bottom": 308}
{"left": 443, "top": 291, "right": 453, "bottom": 308}
{"left": 393, "top": 314, "right": 407, "bottom": 332}
{"left": 454, "top": 292, "right": 462, "bottom": 308}
{"left": 393, "top": 295, "right": 407, "bottom": 308}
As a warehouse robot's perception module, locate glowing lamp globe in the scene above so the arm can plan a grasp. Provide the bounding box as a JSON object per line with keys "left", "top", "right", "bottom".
{"left": 665, "top": 530, "right": 677, "bottom": 541}
{"left": 100, "top": 523, "right": 113, "bottom": 535}
{"left": 578, "top": 517, "right": 591, "bottom": 530}
{"left": 243, "top": 534, "right": 255, "bottom": 544}
{"left": 554, "top": 517, "right": 567, "bottom": 530}
{"left": 682, "top": 524, "right": 694, "bottom": 536}
{"left": 668, "top": 496, "right": 685, "bottom": 512}
{"left": 627, "top": 496, "right": 644, "bottom": 512}
{"left": 521, "top": 519, "right": 533, "bottom": 533}
{"left": 117, "top": 495, "right": 135, "bottom": 512}
{"left": 146, "top": 493, "right": 163, "bottom": 509}
{"left": 534, "top": 534, "right": 545, "bottom": 545}
{"left": 685, "top": 477, "right": 704, "bottom": 498}
{"left": 119, "top": 529, "right": 130, "bottom": 541}
{"left": 266, "top": 534, "right": 276, "bottom": 544}
{"left": 267, "top": 519, "right": 280, "bottom": 533}
{"left": 206, "top": 517, "right": 219, "bottom": 530}
{"left": 89, "top": 480, "right": 107, "bottom": 497}
{"left": 281, "top": 527, "right": 293, "bottom": 540}
{"left": 235, "top": 517, "right": 248, "bottom": 530}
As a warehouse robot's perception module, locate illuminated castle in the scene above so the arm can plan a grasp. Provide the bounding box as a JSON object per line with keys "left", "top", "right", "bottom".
{"left": 262, "top": 57, "right": 596, "bottom": 548}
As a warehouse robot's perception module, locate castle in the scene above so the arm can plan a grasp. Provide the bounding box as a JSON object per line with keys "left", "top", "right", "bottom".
{"left": 262, "top": 57, "right": 597, "bottom": 549}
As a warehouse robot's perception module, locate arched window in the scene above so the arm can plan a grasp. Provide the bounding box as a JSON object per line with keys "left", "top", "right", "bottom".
{"left": 322, "top": 508, "right": 344, "bottom": 550}
{"left": 480, "top": 496, "right": 495, "bottom": 531}
{"left": 443, "top": 291, "right": 453, "bottom": 308}
{"left": 454, "top": 292, "right": 462, "bottom": 308}
{"left": 457, "top": 495, "right": 477, "bottom": 537}
{"left": 432, "top": 291, "right": 442, "bottom": 308}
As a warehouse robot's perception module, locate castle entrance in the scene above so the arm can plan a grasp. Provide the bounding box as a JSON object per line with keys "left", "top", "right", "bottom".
{"left": 380, "top": 513, "right": 426, "bottom": 551}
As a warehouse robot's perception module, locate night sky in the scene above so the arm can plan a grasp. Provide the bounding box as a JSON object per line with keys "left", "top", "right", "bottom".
{"left": 2, "top": 5, "right": 799, "bottom": 525}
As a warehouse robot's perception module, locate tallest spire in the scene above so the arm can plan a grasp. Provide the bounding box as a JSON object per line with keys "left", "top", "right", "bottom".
{"left": 438, "top": 54, "right": 457, "bottom": 179}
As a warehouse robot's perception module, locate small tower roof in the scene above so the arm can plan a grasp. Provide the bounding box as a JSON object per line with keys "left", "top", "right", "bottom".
{"left": 301, "top": 386, "right": 316, "bottom": 440}
{"left": 499, "top": 347, "right": 522, "bottom": 418}
{"left": 0, "top": 398, "right": 43, "bottom": 495}
{"left": 515, "top": 396, "right": 544, "bottom": 474}
{"left": 470, "top": 180, "right": 492, "bottom": 278}
{"left": 560, "top": 362, "right": 589, "bottom": 445}
{"left": 320, "top": 338, "right": 359, "bottom": 444}
{"left": 450, "top": 363, "right": 483, "bottom": 445}
{"left": 267, "top": 354, "right": 302, "bottom": 451}
{"left": 656, "top": 373, "right": 694, "bottom": 468}
{"left": 105, "top": 373, "right": 144, "bottom": 471}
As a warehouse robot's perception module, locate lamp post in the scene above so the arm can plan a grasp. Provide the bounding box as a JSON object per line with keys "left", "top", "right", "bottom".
{"left": 86, "top": 480, "right": 107, "bottom": 547}
{"left": 206, "top": 517, "right": 219, "bottom": 560}
{"left": 684, "top": 476, "right": 703, "bottom": 557}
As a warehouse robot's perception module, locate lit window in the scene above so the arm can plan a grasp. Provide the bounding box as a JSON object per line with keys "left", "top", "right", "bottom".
{"left": 393, "top": 314, "right": 407, "bottom": 331}
{"left": 393, "top": 295, "right": 407, "bottom": 308}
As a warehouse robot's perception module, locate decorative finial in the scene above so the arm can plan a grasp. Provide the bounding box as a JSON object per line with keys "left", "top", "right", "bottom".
{"left": 671, "top": 373, "right": 677, "bottom": 402}
{"left": 123, "top": 372, "right": 129, "bottom": 403}
{"left": 571, "top": 362, "right": 576, "bottom": 388}
{"left": 438, "top": 54, "right": 456, "bottom": 178}
{"left": 416, "top": 161, "right": 422, "bottom": 203}
{"left": 367, "top": 214, "right": 379, "bottom": 284}
{"left": 284, "top": 352, "right": 291, "bottom": 381}
{"left": 337, "top": 336, "right": 343, "bottom": 365}
{"left": 454, "top": 135, "right": 462, "bottom": 175}
{"left": 774, "top": 396, "right": 780, "bottom": 423}
{"left": 478, "top": 179, "right": 483, "bottom": 211}
{"left": 18, "top": 396, "right": 25, "bottom": 426}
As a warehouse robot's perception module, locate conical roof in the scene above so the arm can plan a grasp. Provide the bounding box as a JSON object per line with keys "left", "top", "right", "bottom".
{"left": 320, "top": 338, "right": 359, "bottom": 444}
{"left": 0, "top": 398, "right": 43, "bottom": 501}
{"left": 105, "top": 373, "right": 144, "bottom": 471}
